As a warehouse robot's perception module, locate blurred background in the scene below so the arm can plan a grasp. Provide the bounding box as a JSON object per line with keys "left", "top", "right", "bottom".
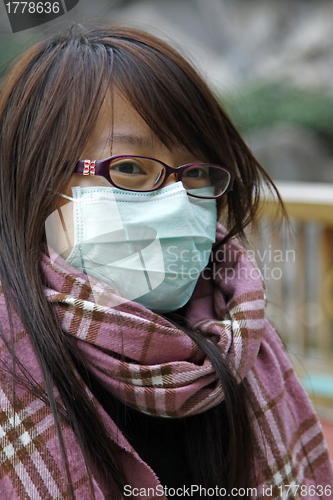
{"left": 1, "top": 0, "right": 333, "bottom": 449}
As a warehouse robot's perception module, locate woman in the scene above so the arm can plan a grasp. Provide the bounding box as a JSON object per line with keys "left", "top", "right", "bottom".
{"left": 0, "top": 24, "right": 332, "bottom": 500}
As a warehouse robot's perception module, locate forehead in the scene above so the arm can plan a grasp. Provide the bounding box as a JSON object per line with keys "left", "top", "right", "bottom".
{"left": 86, "top": 91, "right": 161, "bottom": 152}
{"left": 84, "top": 89, "right": 190, "bottom": 157}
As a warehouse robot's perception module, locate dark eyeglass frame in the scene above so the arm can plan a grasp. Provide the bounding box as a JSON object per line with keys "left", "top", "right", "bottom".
{"left": 75, "top": 155, "right": 235, "bottom": 199}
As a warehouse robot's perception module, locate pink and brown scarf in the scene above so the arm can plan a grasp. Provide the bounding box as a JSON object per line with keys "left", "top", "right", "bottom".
{"left": 0, "top": 223, "right": 332, "bottom": 499}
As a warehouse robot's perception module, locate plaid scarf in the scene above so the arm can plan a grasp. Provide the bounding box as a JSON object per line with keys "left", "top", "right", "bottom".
{"left": 0, "top": 223, "right": 332, "bottom": 499}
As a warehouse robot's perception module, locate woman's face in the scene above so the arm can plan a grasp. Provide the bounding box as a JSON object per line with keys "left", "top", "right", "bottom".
{"left": 55, "top": 91, "right": 202, "bottom": 259}
{"left": 61, "top": 90, "right": 202, "bottom": 196}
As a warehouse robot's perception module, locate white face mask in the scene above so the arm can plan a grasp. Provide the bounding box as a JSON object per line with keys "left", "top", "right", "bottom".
{"left": 46, "top": 182, "right": 217, "bottom": 312}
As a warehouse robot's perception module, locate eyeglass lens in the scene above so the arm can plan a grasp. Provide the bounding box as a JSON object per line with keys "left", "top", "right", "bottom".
{"left": 109, "top": 157, "right": 230, "bottom": 198}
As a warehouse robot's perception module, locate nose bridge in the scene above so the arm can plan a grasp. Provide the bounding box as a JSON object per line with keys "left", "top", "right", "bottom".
{"left": 164, "top": 172, "right": 178, "bottom": 187}
{"left": 164, "top": 164, "right": 182, "bottom": 187}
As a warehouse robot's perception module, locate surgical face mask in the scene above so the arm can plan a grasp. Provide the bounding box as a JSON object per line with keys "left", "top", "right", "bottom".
{"left": 48, "top": 182, "right": 217, "bottom": 313}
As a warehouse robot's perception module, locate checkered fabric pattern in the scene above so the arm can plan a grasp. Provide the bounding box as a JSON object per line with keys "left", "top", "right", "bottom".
{"left": 0, "top": 222, "right": 332, "bottom": 499}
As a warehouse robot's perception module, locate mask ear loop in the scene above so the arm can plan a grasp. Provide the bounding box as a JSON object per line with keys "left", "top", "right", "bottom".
{"left": 59, "top": 193, "right": 78, "bottom": 202}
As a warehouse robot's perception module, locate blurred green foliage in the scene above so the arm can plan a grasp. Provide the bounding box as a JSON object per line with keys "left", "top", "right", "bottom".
{"left": 221, "top": 83, "right": 333, "bottom": 144}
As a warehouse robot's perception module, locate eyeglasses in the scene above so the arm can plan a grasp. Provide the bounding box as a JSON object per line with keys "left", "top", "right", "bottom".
{"left": 75, "top": 155, "right": 234, "bottom": 199}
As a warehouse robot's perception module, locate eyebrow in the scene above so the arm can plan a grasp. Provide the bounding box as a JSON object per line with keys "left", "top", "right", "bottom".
{"left": 96, "top": 134, "right": 156, "bottom": 149}
{"left": 95, "top": 133, "right": 191, "bottom": 156}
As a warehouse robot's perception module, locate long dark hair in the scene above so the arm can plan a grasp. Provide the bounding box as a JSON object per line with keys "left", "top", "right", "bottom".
{"left": 0, "top": 24, "right": 282, "bottom": 499}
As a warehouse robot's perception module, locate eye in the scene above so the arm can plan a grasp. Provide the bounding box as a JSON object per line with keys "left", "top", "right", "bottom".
{"left": 110, "top": 161, "right": 144, "bottom": 175}
{"left": 183, "top": 167, "right": 208, "bottom": 178}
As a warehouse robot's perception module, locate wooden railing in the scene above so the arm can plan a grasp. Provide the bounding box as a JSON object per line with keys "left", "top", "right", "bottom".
{"left": 259, "top": 182, "right": 333, "bottom": 421}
